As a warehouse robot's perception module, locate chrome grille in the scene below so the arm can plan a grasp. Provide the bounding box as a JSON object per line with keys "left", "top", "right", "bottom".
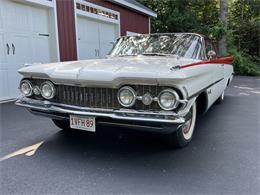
{"left": 54, "top": 85, "right": 120, "bottom": 109}
{"left": 28, "top": 79, "right": 177, "bottom": 111}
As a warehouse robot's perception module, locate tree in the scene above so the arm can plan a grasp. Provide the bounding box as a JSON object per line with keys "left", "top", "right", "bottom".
{"left": 218, "top": 0, "right": 228, "bottom": 56}
{"left": 139, "top": 0, "right": 260, "bottom": 75}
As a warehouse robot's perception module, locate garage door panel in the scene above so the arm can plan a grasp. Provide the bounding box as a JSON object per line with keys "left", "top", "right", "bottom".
{"left": 31, "top": 36, "right": 51, "bottom": 63}
{"left": 99, "top": 22, "right": 117, "bottom": 57}
{"left": 77, "top": 17, "right": 86, "bottom": 39}
{"left": 4, "top": 0, "right": 30, "bottom": 33}
{"left": 78, "top": 40, "right": 98, "bottom": 59}
{"left": 0, "top": 32, "right": 7, "bottom": 65}
{"left": 78, "top": 17, "right": 99, "bottom": 41}
{"left": 77, "top": 16, "right": 118, "bottom": 59}
{"left": 77, "top": 17, "right": 99, "bottom": 60}
{"left": 11, "top": 34, "right": 32, "bottom": 67}
{"left": 0, "top": 0, "right": 53, "bottom": 100}
{"left": 7, "top": 69, "right": 21, "bottom": 98}
{"left": 31, "top": 6, "right": 49, "bottom": 34}
{"left": 0, "top": 70, "right": 9, "bottom": 100}
{"left": 99, "top": 22, "right": 116, "bottom": 42}
{"left": 0, "top": 1, "right": 3, "bottom": 31}
{"left": 100, "top": 42, "right": 114, "bottom": 57}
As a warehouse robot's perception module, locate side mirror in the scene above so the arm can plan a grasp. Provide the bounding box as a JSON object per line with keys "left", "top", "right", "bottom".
{"left": 207, "top": 50, "right": 217, "bottom": 59}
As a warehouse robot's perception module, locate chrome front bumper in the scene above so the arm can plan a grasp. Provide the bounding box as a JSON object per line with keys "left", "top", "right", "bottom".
{"left": 15, "top": 97, "right": 196, "bottom": 126}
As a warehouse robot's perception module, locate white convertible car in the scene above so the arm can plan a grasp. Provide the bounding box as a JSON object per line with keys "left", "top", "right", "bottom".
{"left": 16, "top": 33, "right": 234, "bottom": 147}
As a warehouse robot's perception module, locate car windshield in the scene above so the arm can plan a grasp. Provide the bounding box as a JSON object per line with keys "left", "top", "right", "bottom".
{"left": 109, "top": 33, "right": 202, "bottom": 59}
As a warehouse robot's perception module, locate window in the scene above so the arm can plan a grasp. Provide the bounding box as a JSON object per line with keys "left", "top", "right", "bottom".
{"left": 205, "top": 38, "right": 219, "bottom": 59}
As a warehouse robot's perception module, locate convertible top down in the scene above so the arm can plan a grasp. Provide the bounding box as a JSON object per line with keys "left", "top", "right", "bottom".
{"left": 16, "top": 33, "right": 233, "bottom": 147}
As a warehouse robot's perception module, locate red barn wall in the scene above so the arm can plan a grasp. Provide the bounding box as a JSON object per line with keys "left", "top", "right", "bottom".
{"left": 87, "top": 0, "right": 150, "bottom": 36}
{"left": 56, "top": 0, "right": 78, "bottom": 61}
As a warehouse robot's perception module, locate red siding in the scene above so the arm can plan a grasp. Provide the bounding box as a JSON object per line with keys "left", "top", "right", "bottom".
{"left": 87, "top": 0, "right": 150, "bottom": 35}
{"left": 56, "top": 0, "right": 77, "bottom": 61}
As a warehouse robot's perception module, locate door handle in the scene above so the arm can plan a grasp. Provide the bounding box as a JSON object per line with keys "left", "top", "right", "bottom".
{"left": 6, "top": 43, "right": 10, "bottom": 55}
{"left": 12, "top": 43, "right": 15, "bottom": 55}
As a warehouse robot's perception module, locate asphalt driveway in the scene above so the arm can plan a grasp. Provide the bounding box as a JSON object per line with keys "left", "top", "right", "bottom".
{"left": 0, "top": 76, "right": 259, "bottom": 194}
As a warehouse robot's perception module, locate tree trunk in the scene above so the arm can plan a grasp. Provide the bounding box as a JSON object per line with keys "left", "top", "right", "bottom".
{"left": 218, "top": 0, "right": 228, "bottom": 56}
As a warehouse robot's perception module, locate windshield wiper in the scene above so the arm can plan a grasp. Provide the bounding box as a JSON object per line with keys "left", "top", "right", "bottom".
{"left": 117, "top": 54, "right": 138, "bottom": 57}
{"left": 142, "top": 53, "right": 176, "bottom": 57}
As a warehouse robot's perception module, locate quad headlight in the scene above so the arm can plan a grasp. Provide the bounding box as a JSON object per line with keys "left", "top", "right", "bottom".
{"left": 40, "top": 81, "right": 55, "bottom": 99}
{"left": 158, "top": 89, "right": 179, "bottom": 110}
{"left": 117, "top": 86, "right": 136, "bottom": 107}
{"left": 20, "top": 80, "right": 33, "bottom": 97}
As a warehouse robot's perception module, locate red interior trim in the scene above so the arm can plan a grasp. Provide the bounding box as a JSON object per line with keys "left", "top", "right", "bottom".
{"left": 181, "top": 56, "right": 234, "bottom": 69}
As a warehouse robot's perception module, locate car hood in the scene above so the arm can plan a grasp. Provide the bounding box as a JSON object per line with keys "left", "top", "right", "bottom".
{"left": 18, "top": 56, "right": 197, "bottom": 87}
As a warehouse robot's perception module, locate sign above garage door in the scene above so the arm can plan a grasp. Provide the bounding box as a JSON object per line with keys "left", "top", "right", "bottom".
{"left": 75, "top": 0, "right": 120, "bottom": 60}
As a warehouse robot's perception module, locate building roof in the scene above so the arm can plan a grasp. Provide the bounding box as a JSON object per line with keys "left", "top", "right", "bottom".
{"left": 108, "top": 0, "right": 157, "bottom": 17}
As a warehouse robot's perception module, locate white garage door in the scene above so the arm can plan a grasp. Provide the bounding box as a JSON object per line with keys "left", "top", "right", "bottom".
{"left": 77, "top": 16, "right": 118, "bottom": 60}
{"left": 0, "top": 0, "right": 52, "bottom": 101}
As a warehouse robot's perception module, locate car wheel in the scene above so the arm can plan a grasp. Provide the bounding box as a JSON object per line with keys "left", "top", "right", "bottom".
{"left": 52, "top": 119, "right": 71, "bottom": 131}
{"left": 166, "top": 102, "right": 197, "bottom": 148}
{"left": 216, "top": 91, "right": 225, "bottom": 104}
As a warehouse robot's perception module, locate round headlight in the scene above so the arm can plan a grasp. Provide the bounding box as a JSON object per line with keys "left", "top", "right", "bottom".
{"left": 41, "top": 81, "right": 55, "bottom": 99}
{"left": 20, "top": 80, "right": 33, "bottom": 97}
{"left": 117, "top": 86, "right": 136, "bottom": 107}
{"left": 158, "top": 89, "right": 179, "bottom": 110}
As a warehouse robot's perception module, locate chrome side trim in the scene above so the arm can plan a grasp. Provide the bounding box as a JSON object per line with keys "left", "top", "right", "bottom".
{"left": 15, "top": 98, "right": 186, "bottom": 124}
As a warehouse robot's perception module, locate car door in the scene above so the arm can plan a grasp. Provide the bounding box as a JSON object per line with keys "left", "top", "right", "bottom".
{"left": 204, "top": 39, "right": 226, "bottom": 106}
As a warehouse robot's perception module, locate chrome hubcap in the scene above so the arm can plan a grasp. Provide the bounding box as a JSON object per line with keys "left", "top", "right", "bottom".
{"left": 182, "top": 118, "right": 192, "bottom": 134}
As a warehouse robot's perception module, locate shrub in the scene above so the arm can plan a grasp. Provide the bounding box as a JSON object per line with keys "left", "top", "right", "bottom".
{"left": 229, "top": 49, "right": 260, "bottom": 76}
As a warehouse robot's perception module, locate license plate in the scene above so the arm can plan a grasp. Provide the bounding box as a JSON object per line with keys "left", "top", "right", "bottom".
{"left": 70, "top": 115, "right": 95, "bottom": 132}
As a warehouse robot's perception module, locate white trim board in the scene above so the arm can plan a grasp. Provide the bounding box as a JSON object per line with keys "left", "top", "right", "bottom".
{"left": 109, "top": 0, "right": 157, "bottom": 17}
{"left": 75, "top": 0, "right": 120, "bottom": 25}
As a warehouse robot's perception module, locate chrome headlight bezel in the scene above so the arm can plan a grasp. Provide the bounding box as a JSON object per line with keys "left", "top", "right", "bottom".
{"left": 117, "top": 86, "right": 136, "bottom": 108}
{"left": 158, "top": 89, "right": 179, "bottom": 111}
{"left": 40, "top": 81, "right": 56, "bottom": 99}
{"left": 19, "top": 80, "right": 33, "bottom": 97}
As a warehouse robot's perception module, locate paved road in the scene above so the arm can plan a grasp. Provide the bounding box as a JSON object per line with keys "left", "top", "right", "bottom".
{"left": 0, "top": 76, "right": 259, "bottom": 195}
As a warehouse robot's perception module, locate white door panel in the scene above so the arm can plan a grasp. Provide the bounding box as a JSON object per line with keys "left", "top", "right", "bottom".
{"left": 3, "top": 0, "right": 30, "bottom": 33}
{"left": 0, "top": 32, "right": 7, "bottom": 65}
{"left": 7, "top": 70, "right": 22, "bottom": 98}
{"left": 77, "top": 17, "right": 99, "bottom": 60}
{"left": 7, "top": 34, "right": 31, "bottom": 98}
{"left": 0, "top": 31, "right": 9, "bottom": 99}
{"left": 0, "top": 70, "right": 9, "bottom": 100}
{"left": 77, "top": 16, "right": 118, "bottom": 59}
{"left": 11, "top": 34, "right": 32, "bottom": 65}
{"left": 78, "top": 41, "right": 98, "bottom": 59}
{"left": 31, "top": 36, "right": 51, "bottom": 63}
{"left": 0, "top": 0, "right": 52, "bottom": 100}
{"left": 0, "top": 1, "right": 3, "bottom": 31}
{"left": 31, "top": 6, "right": 49, "bottom": 34}
{"left": 99, "top": 22, "right": 117, "bottom": 57}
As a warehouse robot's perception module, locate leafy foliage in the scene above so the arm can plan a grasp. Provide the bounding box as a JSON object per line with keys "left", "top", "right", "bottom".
{"left": 139, "top": 0, "right": 260, "bottom": 76}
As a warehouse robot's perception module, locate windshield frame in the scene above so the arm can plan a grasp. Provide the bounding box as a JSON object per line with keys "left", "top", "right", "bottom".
{"left": 108, "top": 33, "right": 205, "bottom": 60}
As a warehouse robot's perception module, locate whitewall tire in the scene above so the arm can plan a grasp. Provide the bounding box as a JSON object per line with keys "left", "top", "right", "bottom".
{"left": 166, "top": 102, "right": 197, "bottom": 147}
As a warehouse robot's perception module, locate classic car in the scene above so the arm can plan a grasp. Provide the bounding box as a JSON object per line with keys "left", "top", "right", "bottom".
{"left": 15, "top": 33, "right": 234, "bottom": 147}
